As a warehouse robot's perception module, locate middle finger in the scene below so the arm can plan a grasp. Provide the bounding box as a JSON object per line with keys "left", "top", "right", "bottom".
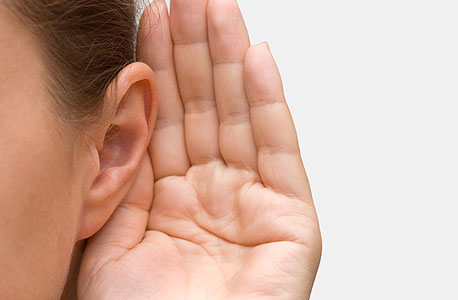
{"left": 208, "top": 0, "right": 257, "bottom": 171}
{"left": 171, "top": 0, "right": 221, "bottom": 165}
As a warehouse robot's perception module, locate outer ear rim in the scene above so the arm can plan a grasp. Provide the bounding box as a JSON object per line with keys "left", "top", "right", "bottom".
{"left": 106, "top": 61, "right": 158, "bottom": 131}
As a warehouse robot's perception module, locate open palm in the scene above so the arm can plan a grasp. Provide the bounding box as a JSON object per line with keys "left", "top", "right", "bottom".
{"left": 78, "top": 0, "right": 321, "bottom": 299}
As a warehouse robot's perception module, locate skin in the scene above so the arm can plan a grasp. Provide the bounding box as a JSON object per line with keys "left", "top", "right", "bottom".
{"left": 0, "top": 0, "right": 321, "bottom": 298}
{"left": 0, "top": 8, "right": 75, "bottom": 299}
{"left": 0, "top": 5, "right": 157, "bottom": 300}
{"left": 79, "top": 0, "right": 322, "bottom": 299}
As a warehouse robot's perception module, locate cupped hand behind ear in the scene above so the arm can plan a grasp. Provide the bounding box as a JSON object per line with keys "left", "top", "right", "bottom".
{"left": 78, "top": 0, "right": 322, "bottom": 299}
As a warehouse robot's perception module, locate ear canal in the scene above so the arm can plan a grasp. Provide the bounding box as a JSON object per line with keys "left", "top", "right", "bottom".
{"left": 106, "top": 124, "right": 121, "bottom": 140}
{"left": 98, "top": 124, "right": 127, "bottom": 174}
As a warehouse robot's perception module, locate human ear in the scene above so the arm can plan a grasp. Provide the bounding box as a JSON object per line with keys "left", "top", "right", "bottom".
{"left": 77, "top": 62, "right": 157, "bottom": 240}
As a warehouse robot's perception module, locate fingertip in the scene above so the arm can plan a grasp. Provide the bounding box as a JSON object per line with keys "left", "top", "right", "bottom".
{"left": 170, "top": 0, "right": 209, "bottom": 44}
{"left": 140, "top": 0, "right": 167, "bottom": 30}
{"left": 138, "top": 8, "right": 155, "bottom": 47}
{"left": 137, "top": 0, "right": 174, "bottom": 69}
{"left": 149, "top": 0, "right": 168, "bottom": 14}
{"left": 153, "top": 0, "right": 169, "bottom": 15}
{"left": 245, "top": 42, "right": 276, "bottom": 81}
{"left": 207, "top": 0, "right": 239, "bottom": 26}
{"left": 208, "top": 0, "right": 250, "bottom": 64}
{"left": 245, "top": 42, "right": 284, "bottom": 107}
{"left": 245, "top": 42, "right": 273, "bottom": 69}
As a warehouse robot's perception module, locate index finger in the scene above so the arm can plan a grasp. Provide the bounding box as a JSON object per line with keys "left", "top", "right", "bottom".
{"left": 137, "top": 0, "right": 190, "bottom": 180}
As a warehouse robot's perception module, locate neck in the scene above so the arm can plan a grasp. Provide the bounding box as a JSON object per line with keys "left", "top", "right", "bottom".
{"left": 60, "top": 240, "right": 86, "bottom": 300}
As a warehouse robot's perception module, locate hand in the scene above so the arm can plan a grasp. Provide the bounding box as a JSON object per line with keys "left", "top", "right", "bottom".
{"left": 78, "top": 0, "right": 321, "bottom": 299}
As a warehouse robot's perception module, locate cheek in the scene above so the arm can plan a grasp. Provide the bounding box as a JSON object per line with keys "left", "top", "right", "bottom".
{"left": 0, "top": 107, "right": 80, "bottom": 298}
{"left": 0, "top": 11, "right": 84, "bottom": 298}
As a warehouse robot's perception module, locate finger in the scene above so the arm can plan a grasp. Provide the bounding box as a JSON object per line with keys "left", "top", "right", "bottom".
{"left": 245, "top": 43, "right": 312, "bottom": 201}
{"left": 137, "top": 0, "right": 190, "bottom": 180}
{"left": 81, "top": 154, "right": 153, "bottom": 276}
{"left": 170, "top": 0, "right": 221, "bottom": 165}
{"left": 208, "top": 0, "right": 258, "bottom": 171}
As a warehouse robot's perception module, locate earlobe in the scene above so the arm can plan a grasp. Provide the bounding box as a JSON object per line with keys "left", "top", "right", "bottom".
{"left": 78, "top": 63, "right": 157, "bottom": 240}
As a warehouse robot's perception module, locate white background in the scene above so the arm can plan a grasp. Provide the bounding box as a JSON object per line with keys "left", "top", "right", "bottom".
{"left": 163, "top": 1, "right": 458, "bottom": 299}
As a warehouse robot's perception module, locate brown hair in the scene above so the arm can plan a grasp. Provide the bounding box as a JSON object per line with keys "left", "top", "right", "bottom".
{"left": 4, "top": 0, "right": 143, "bottom": 128}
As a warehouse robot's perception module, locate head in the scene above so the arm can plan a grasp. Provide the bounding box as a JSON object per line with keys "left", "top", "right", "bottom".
{"left": 0, "top": 0, "right": 156, "bottom": 298}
